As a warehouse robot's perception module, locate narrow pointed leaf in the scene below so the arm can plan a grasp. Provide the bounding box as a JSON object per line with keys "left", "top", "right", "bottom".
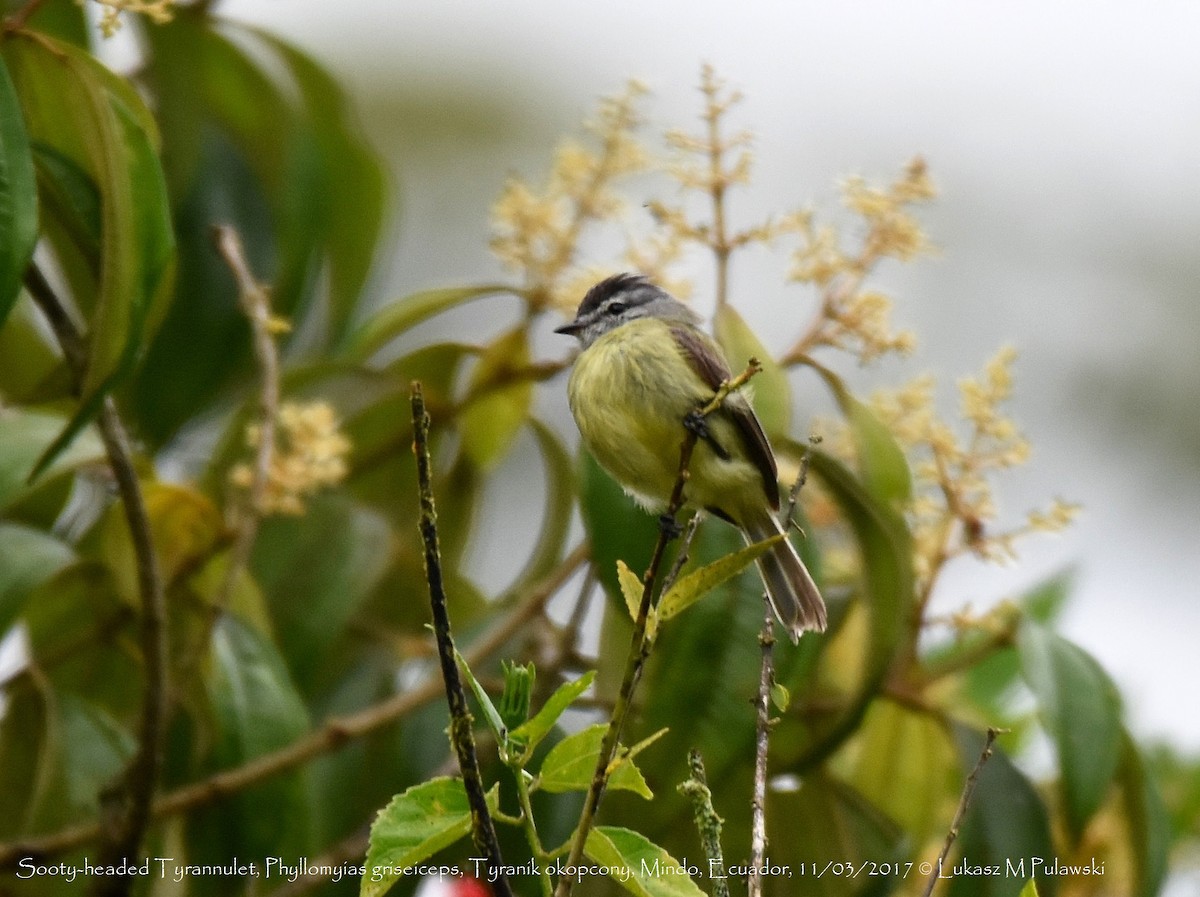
{"left": 657, "top": 534, "right": 782, "bottom": 621}
{"left": 459, "top": 326, "right": 534, "bottom": 470}
{"left": 714, "top": 304, "right": 791, "bottom": 437}
{"left": 1018, "top": 619, "right": 1122, "bottom": 841}
{"left": 348, "top": 284, "right": 514, "bottom": 360}
{"left": 0, "top": 54, "right": 38, "bottom": 326}
{"left": 805, "top": 358, "right": 912, "bottom": 504}
{"left": 454, "top": 648, "right": 508, "bottom": 745}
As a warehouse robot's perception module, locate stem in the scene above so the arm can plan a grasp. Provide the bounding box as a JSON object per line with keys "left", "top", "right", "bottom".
{"left": 678, "top": 750, "right": 730, "bottom": 897}
{"left": 701, "top": 64, "right": 731, "bottom": 312}
{"left": 412, "top": 383, "right": 512, "bottom": 897}
{"left": 749, "top": 436, "right": 812, "bottom": 896}
{"left": 24, "top": 265, "right": 168, "bottom": 897}
{"left": 0, "top": 543, "right": 587, "bottom": 868}
{"left": 211, "top": 225, "right": 281, "bottom": 610}
{"left": 553, "top": 360, "right": 762, "bottom": 897}
{"left": 513, "top": 769, "right": 554, "bottom": 897}
{"left": 921, "top": 727, "right": 1002, "bottom": 897}
{"left": 748, "top": 605, "right": 773, "bottom": 897}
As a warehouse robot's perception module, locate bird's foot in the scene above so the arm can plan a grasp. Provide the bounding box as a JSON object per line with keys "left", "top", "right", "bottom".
{"left": 658, "top": 514, "right": 683, "bottom": 540}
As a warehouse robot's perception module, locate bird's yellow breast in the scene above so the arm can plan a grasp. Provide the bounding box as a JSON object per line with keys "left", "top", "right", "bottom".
{"left": 566, "top": 317, "right": 766, "bottom": 520}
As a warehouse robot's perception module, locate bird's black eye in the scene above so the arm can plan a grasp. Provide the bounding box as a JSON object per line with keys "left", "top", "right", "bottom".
{"left": 606, "top": 300, "right": 627, "bottom": 315}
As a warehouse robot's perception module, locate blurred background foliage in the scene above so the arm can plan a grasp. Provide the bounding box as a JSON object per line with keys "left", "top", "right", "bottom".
{"left": 0, "top": 2, "right": 1197, "bottom": 897}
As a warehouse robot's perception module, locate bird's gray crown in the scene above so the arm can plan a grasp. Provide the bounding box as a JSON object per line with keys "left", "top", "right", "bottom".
{"left": 557, "top": 272, "right": 697, "bottom": 347}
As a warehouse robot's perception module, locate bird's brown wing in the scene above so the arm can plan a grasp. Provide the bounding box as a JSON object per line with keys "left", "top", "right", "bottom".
{"left": 670, "top": 326, "right": 779, "bottom": 510}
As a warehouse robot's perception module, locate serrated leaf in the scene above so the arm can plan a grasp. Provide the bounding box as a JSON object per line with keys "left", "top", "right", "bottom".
{"left": 617, "top": 559, "right": 644, "bottom": 622}
{"left": 510, "top": 670, "right": 596, "bottom": 753}
{"left": 362, "top": 778, "right": 498, "bottom": 897}
{"left": 584, "top": 826, "right": 706, "bottom": 897}
{"left": 657, "top": 534, "right": 782, "bottom": 621}
{"left": 538, "top": 723, "right": 653, "bottom": 799}
{"left": 459, "top": 325, "right": 534, "bottom": 470}
{"left": 1018, "top": 619, "right": 1122, "bottom": 841}
{"left": 714, "top": 304, "right": 791, "bottom": 437}
{"left": 0, "top": 53, "right": 38, "bottom": 326}
{"left": 347, "top": 284, "right": 514, "bottom": 361}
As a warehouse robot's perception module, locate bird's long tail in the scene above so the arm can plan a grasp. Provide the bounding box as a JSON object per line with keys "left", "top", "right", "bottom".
{"left": 743, "top": 509, "right": 827, "bottom": 643}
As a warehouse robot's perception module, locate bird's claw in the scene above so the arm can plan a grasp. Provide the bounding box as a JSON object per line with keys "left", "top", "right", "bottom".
{"left": 658, "top": 514, "right": 683, "bottom": 540}
{"left": 683, "top": 409, "right": 709, "bottom": 440}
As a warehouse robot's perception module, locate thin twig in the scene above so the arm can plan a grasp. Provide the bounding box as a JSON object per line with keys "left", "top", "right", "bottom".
{"left": 554, "top": 359, "right": 762, "bottom": 897}
{"left": 921, "top": 727, "right": 1004, "bottom": 897}
{"left": 678, "top": 750, "right": 730, "bottom": 897}
{"left": 0, "top": 543, "right": 588, "bottom": 868}
{"left": 749, "top": 436, "right": 816, "bottom": 896}
{"left": 23, "top": 265, "right": 168, "bottom": 897}
{"left": 412, "top": 382, "right": 512, "bottom": 897}
{"left": 211, "top": 225, "right": 282, "bottom": 610}
{"left": 660, "top": 511, "right": 703, "bottom": 595}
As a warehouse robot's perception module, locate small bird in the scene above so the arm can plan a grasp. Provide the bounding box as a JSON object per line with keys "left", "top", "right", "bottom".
{"left": 555, "top": 273, "right": 827, "bottom": 640}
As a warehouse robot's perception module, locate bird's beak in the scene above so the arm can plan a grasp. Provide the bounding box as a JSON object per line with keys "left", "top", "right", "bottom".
{"left": 554, "top": 320, "right": 583, "bottom": 336}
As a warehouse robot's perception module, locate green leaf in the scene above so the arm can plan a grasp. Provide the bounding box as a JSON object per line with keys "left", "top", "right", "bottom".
{"left": 362, "top": 777, "right": 498, "bottom": 897}
{"left": 347, "top": 284, "right": 514, "bottom": 360}
{"left": 0, "top": 53, "right": 38, "bottom": 326}
{"left": 250, "top": 494, "right": 393, "bottom": 694}
{"left": 1116, "top": 729, "right": 1170, "bottom": 897}
{"left": 0, "top": 685, "right": 134, "bottom": 839}
{"left": 945, "top": 724, "right": 1056, "bottom": 897}
{"left": 657, "top": 534, "right": 782, "bottom": 621}
{"left": 0, "top": 406, "right": 103, "bottom": 513}
{"left": 454, "top": 648, "right": 509, "bottom": 746}
{"left": 846, "top": 698, "right": 958, "bottom": 843}
{"left": 784, "top": 446, "right": 913, "bottom": 768}
{"left": 502, "top": 419, "right": 575, "bottom": 593}
{"left": 459, "top": 325, "right": 534, "bottom": 470}
{"left": 584, "top": 826, "right": 706, "bottom": 897}
{"left": 1018, "top": 882, "right": 1040, "bottom": 897}
{"left": 765, "top": 772, "right": 904, "bottom": 897}
{"left": 253, "top": 30, "right": 387, "bottom": 345}
{"left": 713, "top": 304, "right": 791, "bottom": 437}
{"left": 196, "top": 615, "right": 312, "bottom": 863}
{"left": 806, "top": 359, "right": 912, "bottom": 504}
{"left": 617, "top": 559, "right": 644, "bottom": 622}
{"left": 5, "top": 33, "right": 174, "bottom": 477}
{"left": 1017, "top": 619, "right": 1122, "bottom": 840}
{"left": 579, "top": 449, "right": 660, "bottom": 605}
{"left": 510, "top": 670, "right": 596, "bottom": 753}
{"left": 0, "top": 523, "right": 74, "bottom": 635}
{"left": 538, "top": 723, "right": 653, "bottom": 799}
